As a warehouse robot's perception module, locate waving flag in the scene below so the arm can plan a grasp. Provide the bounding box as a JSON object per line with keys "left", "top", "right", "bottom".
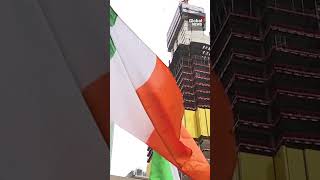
{"left": 110, "top": 7, "right": 210, "bottom": 179}
{"left": 150, "top": 151, "right": 180, "bottom": 180}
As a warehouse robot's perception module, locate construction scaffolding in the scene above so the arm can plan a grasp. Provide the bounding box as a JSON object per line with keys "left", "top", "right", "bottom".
{"left": 170, "top": 42, "right": 211, "bottom": 110}
{"left": 212, "top": 0, "right": 320, "bottom": 155}
{"left": 211, "top": 1, "right": 320, "bottom": 179}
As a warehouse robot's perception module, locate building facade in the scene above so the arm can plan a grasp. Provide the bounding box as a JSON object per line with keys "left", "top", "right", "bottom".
{"left": 169, "top": 2, "right": 211, "bottom": 179}
{"left": 211, "top": 0, "right": 320, "bottom": 179}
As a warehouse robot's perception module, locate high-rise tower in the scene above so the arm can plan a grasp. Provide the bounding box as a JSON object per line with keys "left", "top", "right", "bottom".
{"left": 146, "top": 3, "right": 211, "bottom": 179}
{"left": 168, "top": 2, "right": 211, "bottom": 179}
{"left": 211, "top": 0, "right": 320, "bottom": 179}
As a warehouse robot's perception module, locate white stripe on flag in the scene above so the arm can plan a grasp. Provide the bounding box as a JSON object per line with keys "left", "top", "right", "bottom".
{"left": 110, "top": 16, "right": 156, "bottom": 89}
{"left": 169, "top": 162, "right": 181, "bottom": 180}
{"left": 110, "top": 51, "right": 154, "bottom": 142}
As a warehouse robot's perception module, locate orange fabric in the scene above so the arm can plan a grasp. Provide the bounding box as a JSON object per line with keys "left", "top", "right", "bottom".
{"left": 82, "top": 73, "right": 109, "bottom": 146}
{"left": 147, "top": 127, "right": 210, "bottom": 179}
{"left": 137, "top": 58, "right": 210, "bottom": 179}
{"left": 212, "top": 72, "right": 237, "bottom": 180}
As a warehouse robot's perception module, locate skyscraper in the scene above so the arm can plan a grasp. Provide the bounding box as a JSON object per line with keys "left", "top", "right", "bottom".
{"left": 211, "top": 0, "right": 320, "bottom": 179}
{"left": 147, "top": 2, "right": 211, "bottom": 179}
{"left": 167, "top": 2, "right": 211, "bottom": 179}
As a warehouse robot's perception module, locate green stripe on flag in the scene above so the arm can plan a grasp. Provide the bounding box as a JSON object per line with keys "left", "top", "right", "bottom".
{"left": 150, "top": 151, "right": 174, "bottom": 180}
{"left": 110, "top": 37, "right": 116, "bottom": 59}
{"left": 110, "top": 7, "right": 117, "bottom": 27}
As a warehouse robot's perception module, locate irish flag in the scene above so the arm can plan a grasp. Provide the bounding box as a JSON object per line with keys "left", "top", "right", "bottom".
{"left": 110, "top": 7, "right": 210, "bottom": 179}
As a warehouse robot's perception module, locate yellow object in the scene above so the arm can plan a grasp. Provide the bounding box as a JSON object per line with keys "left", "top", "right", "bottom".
{"left": 182, "top": 108, "right": 210, "bottom": 138}
{"left": 238, "top": 152, "right": 275, "bottom": 180}
{"left": 236, "top": 146, "right": 320, "bottom": 180}
{"left": 274, "top": 146, "right": 307, "bottom": 180}
{"left": 286, "top": 147, "right": 307, "bottom": 180}
{"left": 274, "top": 146, "right": 290, "bottom": 180}
{"left": 304, "top": 149, "right": 320, "bottom": 180}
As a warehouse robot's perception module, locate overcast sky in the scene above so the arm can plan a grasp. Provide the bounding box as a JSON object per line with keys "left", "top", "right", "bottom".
{"left": 110, "top": 0, "right": 210, "bottom": 176}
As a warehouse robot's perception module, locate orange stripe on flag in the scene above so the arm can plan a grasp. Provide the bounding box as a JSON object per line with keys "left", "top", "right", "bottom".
{"left": 137, "top": 58, "right": 210, "bottom": 179}
{"left": 137, "top": 58, "right": 184, "bottom": 138}
{"left": 82, "top": 73, "right": 109, "bottom": 146}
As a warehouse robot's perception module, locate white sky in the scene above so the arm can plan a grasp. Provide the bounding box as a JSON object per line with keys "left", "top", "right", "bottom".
{"left": 110, "top": 0, "right": 210, "bottom": 176}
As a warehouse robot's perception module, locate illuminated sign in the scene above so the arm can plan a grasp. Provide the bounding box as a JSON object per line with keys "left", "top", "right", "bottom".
{"left": 188, "top": 16, "right": 205, "bottom": 31}
{"left": 189, "top": 18, "right": 203, "bottom": 26}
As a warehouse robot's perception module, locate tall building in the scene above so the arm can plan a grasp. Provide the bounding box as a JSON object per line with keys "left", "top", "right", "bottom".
{"left": 146, "top": 2, "right": 211, "bottom": 179}
{"left": 167, "top": 2, "right": 211, "bottom": 179}
{"left": 211, "top": 0, "right": 320, "bottom": 179}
